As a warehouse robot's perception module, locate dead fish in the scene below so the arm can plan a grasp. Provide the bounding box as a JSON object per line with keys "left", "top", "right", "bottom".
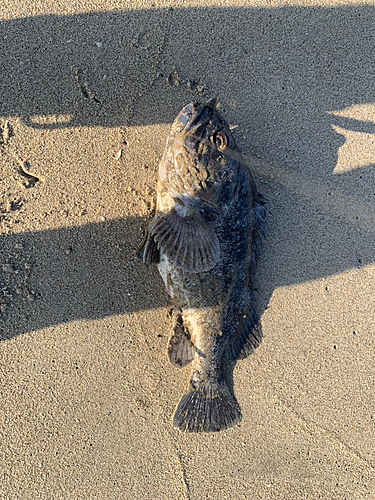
{"left": 139, "top": 99, "right": 266, "bottom": 432}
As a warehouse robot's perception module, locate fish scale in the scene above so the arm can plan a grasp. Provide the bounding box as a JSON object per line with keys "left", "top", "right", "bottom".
{"left": 139, "top": 99, "right": 267, "bottom": 432}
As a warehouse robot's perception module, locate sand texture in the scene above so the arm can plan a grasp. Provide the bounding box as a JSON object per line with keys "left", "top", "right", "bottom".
{"left": 1, "top": 1, "right": 374, "bottom": 498}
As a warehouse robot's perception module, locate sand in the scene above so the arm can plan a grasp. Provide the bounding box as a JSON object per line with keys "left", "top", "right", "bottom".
{"left": 1, "top": 1, "right": 374, "bottom": 498}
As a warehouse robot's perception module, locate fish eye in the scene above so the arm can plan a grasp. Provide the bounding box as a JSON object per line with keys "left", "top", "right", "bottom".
{"left": 213, "top": 131, "right": 228, "bottom": 150}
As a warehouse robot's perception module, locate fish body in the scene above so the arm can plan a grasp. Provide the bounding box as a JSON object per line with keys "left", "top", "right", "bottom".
{"left": 140, "top": 100, "right": 266, "bottom": 432}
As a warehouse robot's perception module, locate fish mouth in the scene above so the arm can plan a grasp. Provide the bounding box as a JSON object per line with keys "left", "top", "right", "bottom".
{"left": 174, "top": 99, "right": 219, "bottom": 134}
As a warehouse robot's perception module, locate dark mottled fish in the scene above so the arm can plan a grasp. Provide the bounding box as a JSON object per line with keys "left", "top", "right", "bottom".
{"left": 139, "top": 99, "right": 266, "bottom": 432}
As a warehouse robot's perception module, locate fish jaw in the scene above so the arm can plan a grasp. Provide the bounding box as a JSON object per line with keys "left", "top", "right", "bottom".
{"left": 170, "top": 100, "right": 218, "bottom": 137}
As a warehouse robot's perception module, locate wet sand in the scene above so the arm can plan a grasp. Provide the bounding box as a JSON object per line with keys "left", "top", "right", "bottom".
{"left": 1, "top": 1, "right": 374, "bottom": 498}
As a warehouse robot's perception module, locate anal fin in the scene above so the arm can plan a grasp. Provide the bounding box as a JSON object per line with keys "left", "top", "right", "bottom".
{"left": 167, "top": 313, "right": 195, "bottom": 368}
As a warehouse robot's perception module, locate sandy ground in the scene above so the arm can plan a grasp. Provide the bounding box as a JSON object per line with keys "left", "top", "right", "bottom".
{"left": 1, "top": 1, "right": 375, "bottom": 498}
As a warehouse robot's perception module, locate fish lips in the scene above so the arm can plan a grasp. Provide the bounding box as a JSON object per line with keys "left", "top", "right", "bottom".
{"left": 173, "top": 99, "right": 218, "bottom": 135}
{"left": 187, "top": 101, "right": 216, "bottom": 132}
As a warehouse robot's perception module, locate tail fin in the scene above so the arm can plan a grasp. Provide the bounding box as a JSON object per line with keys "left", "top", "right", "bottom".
{"left": 173, "top": 381, "right": 241, "bottom": 432}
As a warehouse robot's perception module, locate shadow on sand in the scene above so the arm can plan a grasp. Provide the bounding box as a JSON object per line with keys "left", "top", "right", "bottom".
{"left": 1, "top": 5, "right": 374, "bottom": 342}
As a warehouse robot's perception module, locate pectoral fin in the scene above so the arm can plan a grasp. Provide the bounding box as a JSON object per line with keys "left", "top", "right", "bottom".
{"left": 150, "top": 209, "right": 220, "bottom": 272}
{"left": 138, "top": 230, "right": 160, "bottom": 265}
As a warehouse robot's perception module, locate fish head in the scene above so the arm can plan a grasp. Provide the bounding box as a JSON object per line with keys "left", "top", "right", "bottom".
{"left": 172, "top": 99, "right": 237, "bottom": 157}
{"left": 163, "top": 100, "right": 241, "bottom": 205}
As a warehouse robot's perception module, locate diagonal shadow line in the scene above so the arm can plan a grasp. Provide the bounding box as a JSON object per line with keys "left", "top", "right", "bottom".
{"left": 328, "top": 115, "right": 375, "bottom": 135}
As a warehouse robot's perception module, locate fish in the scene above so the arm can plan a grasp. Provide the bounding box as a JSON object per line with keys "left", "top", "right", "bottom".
{"left": 139, "top": 99, "right": 267, "bottom": 432}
